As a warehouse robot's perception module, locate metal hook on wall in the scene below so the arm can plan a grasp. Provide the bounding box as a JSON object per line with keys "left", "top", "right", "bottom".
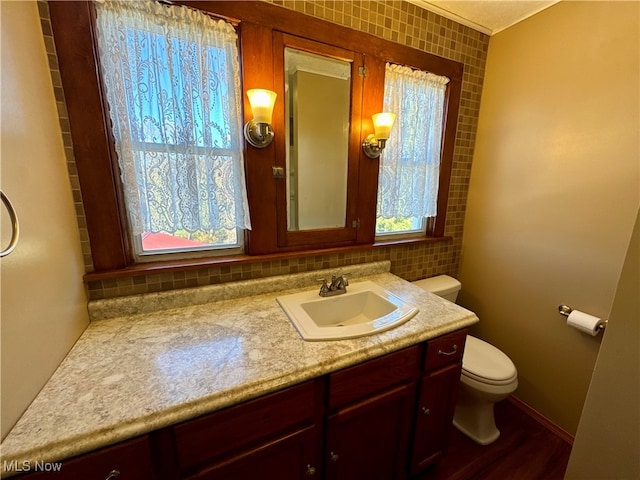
{"left": 1, "top": 190, "right": 20, "bottom": 257}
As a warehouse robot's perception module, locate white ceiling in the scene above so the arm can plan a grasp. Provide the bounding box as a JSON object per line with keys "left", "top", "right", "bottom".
{"left": 409, "top": 0, "right": 560, "bottom": 35}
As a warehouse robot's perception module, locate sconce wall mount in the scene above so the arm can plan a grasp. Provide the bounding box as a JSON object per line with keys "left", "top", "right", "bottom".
{"left": 362, "top": 134, "right": 387, "bottom": 159}
{"left": 244, "top": 89, "right": 277, "bottom": 149}
{"left": 244, "top": 120, "right": 274, "bottom": 149}
{"left": 362, "top": 112, "right": 396, "bottom": 159}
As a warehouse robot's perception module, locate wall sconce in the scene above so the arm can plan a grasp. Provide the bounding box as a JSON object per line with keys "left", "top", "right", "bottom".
{"left": 362, "top": 112, "right": 396, "bottom": 159}
{"left": 244, "top": 89, "right": 277, "bottom": 148}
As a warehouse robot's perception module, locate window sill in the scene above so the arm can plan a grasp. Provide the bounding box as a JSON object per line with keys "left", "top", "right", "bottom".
{"left": 372, "top": 235, "right": 452, "bottom": 248}
{"left": 83, "top": 236, "right": 452, "bottom": 283}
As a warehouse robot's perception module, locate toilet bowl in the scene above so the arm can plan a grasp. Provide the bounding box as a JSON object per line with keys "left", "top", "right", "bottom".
{"left": 413, "top": 275, "right": 518, "bottom": 445}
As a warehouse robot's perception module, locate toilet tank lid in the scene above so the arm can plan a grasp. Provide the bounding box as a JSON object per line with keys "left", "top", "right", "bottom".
{"left": 413, "top": 275, "right": 461, "bottom": 296}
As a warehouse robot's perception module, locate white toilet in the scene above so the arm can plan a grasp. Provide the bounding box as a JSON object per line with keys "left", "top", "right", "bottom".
{"left": 413, "top": 275, "right": 518, "bottom": 445}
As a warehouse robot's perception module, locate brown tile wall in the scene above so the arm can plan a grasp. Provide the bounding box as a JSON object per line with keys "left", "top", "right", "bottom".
{"left": 38, "top": 0, "right": 489, "bottom": 300}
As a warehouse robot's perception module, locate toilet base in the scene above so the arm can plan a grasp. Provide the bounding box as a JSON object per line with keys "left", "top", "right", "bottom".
{"left": 452, "top": 390, "right": 502, "bottom": 445}
{"left": 453, "top": 413, "right": 500, "bottom": 445}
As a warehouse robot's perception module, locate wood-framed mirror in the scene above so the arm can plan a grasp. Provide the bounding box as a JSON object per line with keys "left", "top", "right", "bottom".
{"left": 272, "top": 33, "right": 365, "bottom": 248}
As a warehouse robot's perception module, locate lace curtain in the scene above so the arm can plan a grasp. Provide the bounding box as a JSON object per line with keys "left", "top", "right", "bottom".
{"left": 95, "top": 0, "right": 251, "bottom": 237}
{"left": 377, "top": 63, "right": 449, "bottom": 220}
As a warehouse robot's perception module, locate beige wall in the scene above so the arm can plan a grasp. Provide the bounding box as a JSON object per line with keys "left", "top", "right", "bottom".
{"left": 458, "top": 1, "right": 639, "bottom": 434}
{"left": 566, "top": 209, "right": 639, "bottom": 478}
{"left": 1, "top": 1, "right": 89, "bottom": 439}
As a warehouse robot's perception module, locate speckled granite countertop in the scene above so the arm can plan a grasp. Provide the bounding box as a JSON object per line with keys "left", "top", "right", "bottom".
{"left": 0, "top": 261, "right": 478, "bottom": 474}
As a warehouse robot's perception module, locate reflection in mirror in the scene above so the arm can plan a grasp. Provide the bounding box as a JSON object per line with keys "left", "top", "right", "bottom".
{"left": 284, "top": 48, "right": 351, "bottom": 231}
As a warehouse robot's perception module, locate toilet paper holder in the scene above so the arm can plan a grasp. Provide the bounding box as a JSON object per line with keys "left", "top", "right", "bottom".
{"left": 558, "top": 305, "right": 607, "bottom": 331}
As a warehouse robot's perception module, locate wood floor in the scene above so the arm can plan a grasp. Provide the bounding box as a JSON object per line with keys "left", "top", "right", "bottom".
{"left": 418, "top": 398, "right": 573, "bottom": 480}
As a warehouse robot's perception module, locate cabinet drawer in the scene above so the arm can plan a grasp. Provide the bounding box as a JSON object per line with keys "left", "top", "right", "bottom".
{"left": 17, "top": 436, "right": 154, "bottom": 479}
{"left": 424, "top": 329, "right": 467, "bottom": 371}
{"left": 185, "top": 426, "right": 317, "bottom": 480}
{"left": 329, "top": 345, "right": 420, "bottom": 410}
{"left": 173, "top": 381, "right": 316, "bottom": 473}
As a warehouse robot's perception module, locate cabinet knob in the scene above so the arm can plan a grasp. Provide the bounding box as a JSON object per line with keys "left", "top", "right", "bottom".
{"left": 305, "top": 464, "right": 317, "bottom": 476}
{"left": 330, "top": 451, "right": 340, "bottom": 463}
{"left": 421, "top": 407, "right": 431, "bottom": 415}
{"left": 105, "top": 471, "right": 120, "bottom": 480}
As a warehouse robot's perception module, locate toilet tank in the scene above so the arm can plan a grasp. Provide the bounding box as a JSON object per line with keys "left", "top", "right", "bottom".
{"left": 413, "top": 275, "right": 461, "bottom": 302}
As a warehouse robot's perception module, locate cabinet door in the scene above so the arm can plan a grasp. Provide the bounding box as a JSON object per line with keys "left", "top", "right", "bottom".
{"left": 410, "top": 362, "right": 461, "bottom": 475}
{"left": 326, "top": 383, "right": 415, "bottom": 480}
{"left": 186, "top": 426, "right": 318, "bottom": 480}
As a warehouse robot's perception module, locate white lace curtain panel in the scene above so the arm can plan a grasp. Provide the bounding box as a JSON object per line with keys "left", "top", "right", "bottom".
{"left": 377, "top": 63, "right": 449, "bottom": 220}
{"left": 95, "top": 0, "right": 251, "bottom": 236}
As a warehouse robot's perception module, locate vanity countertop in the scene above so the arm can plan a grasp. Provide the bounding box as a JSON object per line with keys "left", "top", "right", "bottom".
{"left": 0, "top": 262, "right": 478, "bottom": 473}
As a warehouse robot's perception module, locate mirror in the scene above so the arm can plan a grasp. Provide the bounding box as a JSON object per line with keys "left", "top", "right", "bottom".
{"left": 284, "top": 48, "right": 351, "bottom": 231}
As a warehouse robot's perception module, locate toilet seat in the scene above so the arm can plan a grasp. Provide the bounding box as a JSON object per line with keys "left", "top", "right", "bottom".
{"left": 462, "top": 336, "right": 517, "bottom": 386}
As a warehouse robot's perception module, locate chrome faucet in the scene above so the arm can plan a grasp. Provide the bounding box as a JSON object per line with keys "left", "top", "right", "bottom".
{"left": 318, "top": 273, "right": 349, "bottom": 297}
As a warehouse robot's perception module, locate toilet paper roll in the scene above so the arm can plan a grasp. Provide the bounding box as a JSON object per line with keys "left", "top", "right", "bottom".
{"left": 566, "top": 310, "right": 603, "bottom": 336}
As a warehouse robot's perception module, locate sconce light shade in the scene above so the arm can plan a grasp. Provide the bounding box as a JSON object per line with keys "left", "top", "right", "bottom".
{"left": 244, "top": 89, "right": 277, "bottom": 148}
{"left": 247, "top": 89, "right": 277, "bottom": 123}
{"left": 363, "top": 112, "right": 396, "bottom": 159}
{"left": 372, "top": 112, "right": 396, "bottom": 140}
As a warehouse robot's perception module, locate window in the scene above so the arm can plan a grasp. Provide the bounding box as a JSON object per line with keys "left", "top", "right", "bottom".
{"left": 94, "top": 1, "right": 250, "bottom": 259}
{"left": 375, "top": 63, "right": 449, "bottom": 238}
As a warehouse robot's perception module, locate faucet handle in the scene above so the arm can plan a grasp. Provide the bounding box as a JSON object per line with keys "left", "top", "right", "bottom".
{"left": 329, "top": 272, "right": 350, "bottom": 290}
{"left": 316, "top": 278, "right": 330, "bottom": 295}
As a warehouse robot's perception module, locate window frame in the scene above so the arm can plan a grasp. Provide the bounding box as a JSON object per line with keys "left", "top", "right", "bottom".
{"left": 48, "top": 0, "right": 462, "bottom": 277}
{"left": 375, "top": 217, "right": 429, "bottom": 240}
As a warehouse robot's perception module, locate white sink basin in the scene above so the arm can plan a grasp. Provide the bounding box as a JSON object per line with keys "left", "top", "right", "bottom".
{"left": 276, "top": 280, "right": 418, "bottom": 341}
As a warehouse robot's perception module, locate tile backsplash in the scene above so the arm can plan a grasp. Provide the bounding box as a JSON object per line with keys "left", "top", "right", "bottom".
{"left": 87, "top": 241, "right": 456, "bottom": 299}
{"left": 38, "top": 0, "right": 489, "bottom": 300}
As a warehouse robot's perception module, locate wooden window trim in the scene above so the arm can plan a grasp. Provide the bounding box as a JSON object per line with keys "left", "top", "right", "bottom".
{"left": 49, "top": 1, "right": 462, "bottom": 277}
{"left": 49, "top": 1, "right": 131, "bottom": 271}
